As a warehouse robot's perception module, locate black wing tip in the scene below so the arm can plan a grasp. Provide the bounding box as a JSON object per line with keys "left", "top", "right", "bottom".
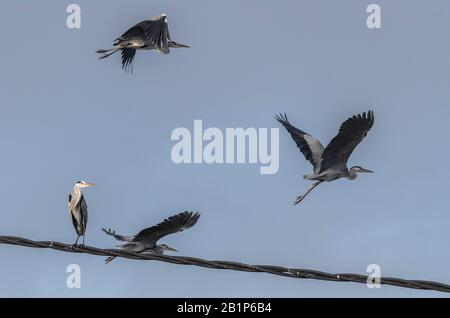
{"left": 102, "top": 228, "right": 115, "bottom": 235}
{"left": 274, "top": 113, "right": 289, "bottom": 124}
{"left": 189, "top": 212, "right": 201, "bottom": 227}
{"left": 122, "top": 65, "right": 133, "bottom": 73}
{"left": 171, "top": 210, "right": 200, "bottom": 219}
{"left": 183, "top": 210, "right": 201, "bottom": 220}
{"left": 350, "top": 110, "right": 375, "bottom": 123}
{"left": 355, "top": 110, "right": 374, "bottom": 118}
{"left": 176, "top": 211, "right": 201, "bottom": 228}
{"left": 187, "top": 211, "right": 201, "bottom": 218}
{"left": 361, "top": 109, "right": 375, "bottom": 125}
{"left": 121, "top": 48, "right": 136, "bottom": 73}
{"left": 337, "top": 110, "right": 375, "bottom": 136}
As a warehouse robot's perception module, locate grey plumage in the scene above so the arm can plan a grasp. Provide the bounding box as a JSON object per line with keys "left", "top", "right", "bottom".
{"left": 275, "top": 113, "right": 324, "bottom": 173}
{"left": 96, "top": 14, "right": 190, "bottom": 72}
{"left": 276, "top": 111, "right": 374, "bottom": 205}
{"left": 68, "top": 181, "right": 95, "bottom": 245}
{"left": 103, "top": 211, "right": 200, "bottom": 263}
{"left": 318, "top": 111, "right": 374, "bottom": 173}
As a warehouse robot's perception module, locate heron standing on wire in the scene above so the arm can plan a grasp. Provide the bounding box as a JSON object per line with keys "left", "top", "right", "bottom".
{"left": 102, "top": 211, "right": 200, "bottom": 264}
{"left": 96, "top": 13, "right": 190, "bottom": 72}
{"left": 276, "top": 111, "right": 374, "bottom": 205}
{"left": 68, "top": 181, "right": 95, "bottom": 246}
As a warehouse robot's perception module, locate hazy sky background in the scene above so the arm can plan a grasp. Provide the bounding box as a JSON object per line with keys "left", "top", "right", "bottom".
{"left": 0, "top": 0, "right": 449, "bottom": 297}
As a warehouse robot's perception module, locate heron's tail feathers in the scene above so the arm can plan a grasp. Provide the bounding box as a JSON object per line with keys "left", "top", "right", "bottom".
{"left": 303, "top": 174, "right": 315, "bottom": 180}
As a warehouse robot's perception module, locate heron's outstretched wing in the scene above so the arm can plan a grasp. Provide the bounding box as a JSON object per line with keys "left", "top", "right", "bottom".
{"left": 133, "top": 211, "right": 200, "bottom": 245}
{"left": 319, "top": 110, "right": 374, "bottom": 173}
{"left": 116, "top": 15, "right": 169, "bottom": 51}
{"left": 119, "top": 23, "right": 146, "bottom": 41}
{"left": 139, "top": 15, "right": 170, "bottom": 54}
{"left": 276, "top": 113, "right": 324, "bottom": 172}
{"left": 121, "top": 48, "right": 136, "bottom": 72}
{"left": 102, "top": 228, "right": 134, "bottom": 242}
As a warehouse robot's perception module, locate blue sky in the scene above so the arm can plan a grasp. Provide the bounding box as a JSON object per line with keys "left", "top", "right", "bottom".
{"left": 0, "top": 0, "right": 449, "bottom": 297}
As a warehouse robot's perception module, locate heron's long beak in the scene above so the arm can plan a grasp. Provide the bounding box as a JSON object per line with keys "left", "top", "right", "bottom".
{"left": 361, "top": 168, "right": 374, "bottom": 173}
{"left": 164, "top": 245, "right": 178, "bottom": 252}
{"left": 85, "top": 182, "right": 96, "bottom": 187}
{"left": 175, "top": 43, "right": 190, "bottom": 48}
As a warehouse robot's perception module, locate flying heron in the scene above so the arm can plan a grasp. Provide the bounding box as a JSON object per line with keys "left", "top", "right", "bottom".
{"left": 68, "top": 180, "right": 95, "bottom": 246}
{"left": 276, "top": 111, "right": 374, "bottom": 205}
{"left": 102, "top": 211, "right": 200, "bottom": 263}
{"left": 96, "top": 13, "right": 190, "bottom": 72}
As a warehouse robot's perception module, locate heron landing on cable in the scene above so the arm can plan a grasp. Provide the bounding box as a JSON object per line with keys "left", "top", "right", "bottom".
{"left": 68, "top": 181, "right": 95, "bottom": 246}
{"left": 96, "top": 13, "right": 190, "bottom": 72}
{"left": 102, "top": 211, "right": 200, "bottom": 264}
{"left": 276, "top": 111, "right": 374, "bottom": 205}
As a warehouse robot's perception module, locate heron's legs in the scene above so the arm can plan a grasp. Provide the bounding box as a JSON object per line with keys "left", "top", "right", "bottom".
{"left": 97, "top": 47, "right": 122, "bottom": 59}
{"left": 72, "top": 235, "right": 80, "bottom": 248}
{"left": 105, "top": 256, "right": 116, "bottom": 264}
{"left": 294, "top": 181, "right": 323, "bottom": 205}
{"left": 96, "top": 48, "right": 116, "bottom": 53}
{"left": 81, "top": 234, "right": 85, "bottom": 246}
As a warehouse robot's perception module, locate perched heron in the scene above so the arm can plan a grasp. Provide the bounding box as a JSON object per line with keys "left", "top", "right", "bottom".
{"left": 68, "top": 181, "right": 95, "bottom": 246}
{"left": 96, "top": 13, "right": 190, "bottom": 72}
{"left": 276, "top": 111, "right": 374, "bottom": 205}
{"left": 102, "top": 211, "right": 200, "bottom": 263}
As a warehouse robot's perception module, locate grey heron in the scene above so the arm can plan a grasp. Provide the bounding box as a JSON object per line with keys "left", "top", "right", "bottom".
{"left": 276, "top": 111, "right": 374, "bottom": 205}
{"left": 96, "top": 13, "right": 190, "bottom": 72}
{"left": 68, "top": 181, "right": 95, "bottom": 246}
{"left": 102, "top": 211, "right": 200, "bottom": 263}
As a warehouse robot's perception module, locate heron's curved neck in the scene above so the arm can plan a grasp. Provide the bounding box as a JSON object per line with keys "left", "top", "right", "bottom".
{"left": 153, "top": 245, "right": 164, "bottom": 254}
{"left": 347, "top": 169, "right": 357, "bottom": 180}
{"left": 73, "top": 185, "right": 82, "bottom": 195}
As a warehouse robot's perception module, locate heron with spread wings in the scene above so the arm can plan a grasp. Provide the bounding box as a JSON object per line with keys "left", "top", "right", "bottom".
{"left": 276, "top": 111, "right": 374, "bottom": 205}
{"left": 96, "top": 13, "right": 190, "bottom": 72}
{"left": 102, "top": 211, "right": 200, "bottom": 264}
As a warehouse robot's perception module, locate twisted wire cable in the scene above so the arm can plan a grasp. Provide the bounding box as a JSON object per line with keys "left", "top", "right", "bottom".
{"left": 0, "top": 235, "right": 449, "bottom": 293}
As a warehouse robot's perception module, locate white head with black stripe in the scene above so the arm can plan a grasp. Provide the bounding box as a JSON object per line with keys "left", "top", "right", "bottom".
{"left": 74, "top": 180, "right": 96, "bottom": 190}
